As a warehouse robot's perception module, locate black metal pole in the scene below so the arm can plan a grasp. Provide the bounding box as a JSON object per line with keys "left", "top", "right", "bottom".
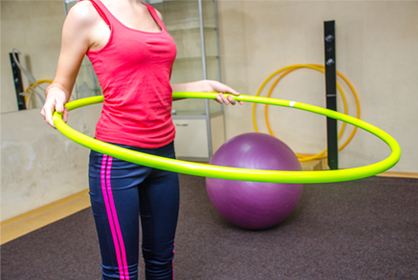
{"left": 324, "top": 20, "right": 338, "bottom": 170}
{"left": 10, "top": 52, "right": 26, "bottom": 110}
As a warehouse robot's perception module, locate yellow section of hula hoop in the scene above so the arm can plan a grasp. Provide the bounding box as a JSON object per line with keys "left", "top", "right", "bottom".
{"left": 252, "top": 64, "right": 361, "bottom": 162}
{"left": 24, "top": 79, "right": 53, "bottom": 103}
{"left": 53, "top": 92, "right": 400, "bottom": 184}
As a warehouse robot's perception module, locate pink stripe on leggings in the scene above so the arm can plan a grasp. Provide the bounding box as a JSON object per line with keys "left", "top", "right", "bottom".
{"left": 101, "top": 155, "right": 130, "bottom": 280}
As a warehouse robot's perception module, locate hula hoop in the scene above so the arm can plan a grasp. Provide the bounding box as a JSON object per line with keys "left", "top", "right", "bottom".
{"left": 53, "top": 92, "right": 401, "bottom": 184}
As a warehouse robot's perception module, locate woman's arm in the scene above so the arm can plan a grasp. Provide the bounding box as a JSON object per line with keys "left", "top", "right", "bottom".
{"left": 171, "top": 80, "right": 244, "bottom": 105}
{"left": 41, "top": 2, "right": 99, "bottom": 128}
{"left": 155, "top": 8, "right": 242, "bottom": 106}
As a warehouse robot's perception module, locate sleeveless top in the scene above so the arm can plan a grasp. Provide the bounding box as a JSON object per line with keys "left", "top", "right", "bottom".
{"left": 83, "top": 0, "right": 177, "bottom": 148}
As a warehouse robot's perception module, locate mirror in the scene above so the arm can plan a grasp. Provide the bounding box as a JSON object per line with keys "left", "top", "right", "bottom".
{"left": 1, "top": 0, "right": 101, "bottom": 114}
{"left": 9, "top": 49, "right": 47, "bottom": 111}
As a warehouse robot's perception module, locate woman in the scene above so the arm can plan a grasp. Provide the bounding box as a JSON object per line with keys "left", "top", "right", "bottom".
{"left": 41, "top": 0, "right": 241, "bottom": 279}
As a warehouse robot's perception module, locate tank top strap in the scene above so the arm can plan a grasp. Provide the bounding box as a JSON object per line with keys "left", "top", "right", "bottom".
{"left": 142, "top": 3, "right": 167, "bottom": 32}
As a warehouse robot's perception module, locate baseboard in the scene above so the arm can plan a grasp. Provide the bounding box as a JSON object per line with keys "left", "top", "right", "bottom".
{"left": 376, "top": 171, "right": 418, "bottom": 179}
{"left": 1, "top": 189, "right": 91, "bottom": 245}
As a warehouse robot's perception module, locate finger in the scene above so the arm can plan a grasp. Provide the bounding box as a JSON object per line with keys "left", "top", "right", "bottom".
{"left": 215, "top": 95, "right": 223, "bottom": 104}
{"left": 46, "top": 115, "right": 57, "bottom": 128}
{"left": 43, "top": 102, "right": 57, "bottom": 128}
{"left": 46, "top": 116, "right": 56, "bottom": 128}
{"left": 220, "top": 93, "right": 229, "bottom": 105}
{"left": 209, "top": 81, "right": 240, "bottom": 96}
{"left": 221, "top": 85, "right": 240, "bottom": 96}
{"left": 227, "top": 93, "right": 244, "bottom": 105}
{"left": 55, "top": 100, "right": 64, "bottom": 113}
{"left": 216, "top": 93, "right": 226, "bottom": 104}
{"left": 63, "top": 107, "right": 69, "bottom": 123}
{"left": 227, "top": 95, "right": 237, "bottom": 105}
{"left": 44, "top": 105, "right": 53, "bottom": 125}
{"left": 230, "top": 89, "right": 241, "bottom": 96}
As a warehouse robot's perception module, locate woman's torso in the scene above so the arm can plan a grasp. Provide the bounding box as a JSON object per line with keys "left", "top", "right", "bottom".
{"left": 80, "top": 0, "right": 177, "bottom": 148}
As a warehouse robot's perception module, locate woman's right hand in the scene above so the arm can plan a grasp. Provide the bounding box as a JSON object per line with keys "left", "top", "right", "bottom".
{"left": 41, "top": 87, "right": 68, "bottom": 129}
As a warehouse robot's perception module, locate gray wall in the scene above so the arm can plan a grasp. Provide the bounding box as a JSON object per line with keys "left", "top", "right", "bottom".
{"left": 218, "top": 0, "right": 418, "bottom": 172}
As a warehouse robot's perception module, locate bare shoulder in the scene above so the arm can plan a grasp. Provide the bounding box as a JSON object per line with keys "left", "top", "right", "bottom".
{"left": 65, "top": 1, "right": 102, "bottom": 29}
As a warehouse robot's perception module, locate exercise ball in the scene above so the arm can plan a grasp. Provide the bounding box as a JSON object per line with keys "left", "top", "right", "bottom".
{"left": 206, "top": 133, "right": 303, "bottom": 230}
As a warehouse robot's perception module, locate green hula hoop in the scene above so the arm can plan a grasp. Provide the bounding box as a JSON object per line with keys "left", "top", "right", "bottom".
{"left": 53, "top": 92, "right": 401, "bottom": 184}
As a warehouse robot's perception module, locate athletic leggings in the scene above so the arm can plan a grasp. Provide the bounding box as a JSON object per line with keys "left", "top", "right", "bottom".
{"left": 89, "top": 142, "right": 180, "bottom": 280}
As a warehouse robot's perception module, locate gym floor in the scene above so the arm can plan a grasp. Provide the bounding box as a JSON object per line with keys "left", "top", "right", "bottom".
{"left": 1, "top": 174, "right": 417, "bottom": 280}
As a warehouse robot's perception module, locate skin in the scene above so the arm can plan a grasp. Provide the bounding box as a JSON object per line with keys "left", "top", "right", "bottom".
{"left": 41, "top": 0, "right": 243, "bottom": 128}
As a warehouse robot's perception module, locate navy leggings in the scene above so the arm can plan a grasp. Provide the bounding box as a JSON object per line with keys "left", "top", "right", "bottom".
{"left": 89, "top": 142, "right": 179, "bottom": 280}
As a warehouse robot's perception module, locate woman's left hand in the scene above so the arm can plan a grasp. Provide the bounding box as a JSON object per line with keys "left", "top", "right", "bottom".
{"left": 204, "top": 80, "right": 244, "bottom": 105}
{"left": 172, "top": 80, "right": 244, "bottom": 105}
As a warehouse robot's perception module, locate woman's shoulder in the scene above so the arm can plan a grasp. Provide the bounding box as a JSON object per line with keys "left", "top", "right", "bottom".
{"left": 65, "top": 1, "right": 102, "bottom": 28}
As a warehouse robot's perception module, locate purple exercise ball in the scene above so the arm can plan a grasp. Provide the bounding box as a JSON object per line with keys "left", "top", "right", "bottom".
{"left": 206, "top": 133, "right": 303, "bottom": 230}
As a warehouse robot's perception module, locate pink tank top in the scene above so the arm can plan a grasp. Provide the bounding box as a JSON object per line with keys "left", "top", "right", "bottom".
{"left": 84, "top": 0, "right": 177, "bottom": 148}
